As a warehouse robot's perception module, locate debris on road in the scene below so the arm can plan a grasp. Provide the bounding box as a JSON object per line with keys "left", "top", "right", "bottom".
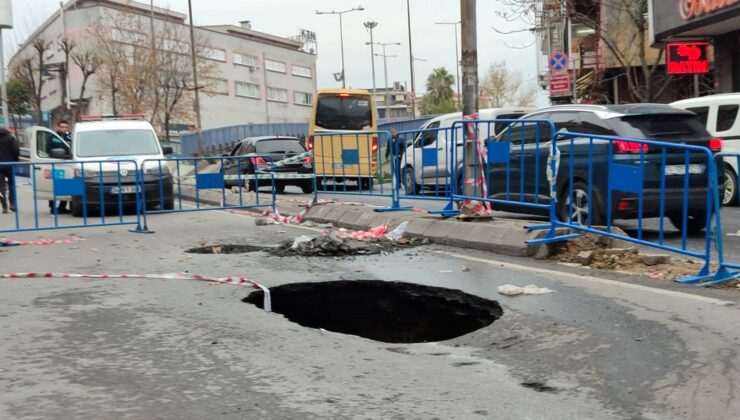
{"left": 271, "top": 232, "right": 429, "bottom": 257}
{"left": 498, "top": 284, "right": 554, "bottom": 296}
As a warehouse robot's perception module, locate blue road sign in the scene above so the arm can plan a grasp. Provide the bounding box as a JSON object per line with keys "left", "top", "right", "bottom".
{"left": 549, "top": 52, "right": 568, "bottom": 72}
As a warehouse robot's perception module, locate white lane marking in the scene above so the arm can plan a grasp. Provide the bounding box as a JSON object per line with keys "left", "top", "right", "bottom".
{"left": 430, "top": 250, "right": 736, "bottom": 307}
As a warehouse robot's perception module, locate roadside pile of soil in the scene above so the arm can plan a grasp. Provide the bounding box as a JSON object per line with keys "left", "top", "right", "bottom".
{"left": 270, "top": 233, "right": 429, "bottom": 257}
{"left": 548, "top": 234, "right": 709, "bottom": 281}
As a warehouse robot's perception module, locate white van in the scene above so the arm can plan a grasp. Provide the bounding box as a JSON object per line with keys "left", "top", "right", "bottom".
{"left": 400, "top": 107, "right": 532, "bottom": 194}
{"left": 21, "top": 115, "right": 174, "bottom": 216}
{"left": 671, "top": 93, "right": 740, "bottom": 206}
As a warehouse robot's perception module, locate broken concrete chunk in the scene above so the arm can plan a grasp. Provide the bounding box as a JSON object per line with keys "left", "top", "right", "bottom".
{"left": 640, "top": 254, "right": 671, "bottom": 266}
{"left": 576, "top": 250, "right": 594, "bottom": 265}
{"left": 603, "top": 247, "right": 638, "bottom": 256}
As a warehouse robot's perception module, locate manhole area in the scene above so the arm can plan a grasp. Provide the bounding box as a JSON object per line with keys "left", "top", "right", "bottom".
{"left": 270, "top": 234, "right": 430, "bottom": 257}
{"left": 244, "top": 280, "right": 502, "bottom": 343}
{"left": 185, "top": 244, "right": 268, "bottom": 254}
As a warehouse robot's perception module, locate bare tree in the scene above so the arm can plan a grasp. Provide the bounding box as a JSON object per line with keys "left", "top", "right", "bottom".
{"left": 70, "top": 47, "right": 102, "bottom": 120}
{"left": 58, "top": 37, "right": 75, "bottom": 119}
{"left": 479, "top": 61, "right": 538, "bottom": 107}
{"left": 495, "top": 0, "right": 669, "bottom": 102}
{"left": 10, "top": 38, "right": 49, "bottom": 123}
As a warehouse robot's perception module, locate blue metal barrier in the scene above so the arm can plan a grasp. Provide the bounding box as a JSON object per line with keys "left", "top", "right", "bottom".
{"left": 0, "top": 159, "right": 144, "bottom": 233}
{"left": 311, "top": 130, "right": 408, "bottom": 212}
{"left": 543, "top": 132, "right": 717, "bottom": 282}
{"left": 694, "top": 152, "right": 740, "bottom": 286}
{"left": 138, "top": 156, "right": 277, "bottom": 231}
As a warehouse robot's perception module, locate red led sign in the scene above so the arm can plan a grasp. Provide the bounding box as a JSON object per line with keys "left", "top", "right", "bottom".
{"left": 666, "top": 42, "right": 710, "bottom": 75}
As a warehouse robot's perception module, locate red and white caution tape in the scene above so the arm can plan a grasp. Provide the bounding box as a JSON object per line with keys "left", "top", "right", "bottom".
{"left": 335, "top": 224, "right": 389, "bottom": 240}
{"left": 0, "top": 271, "right": 272, "bottom": 311}
{"left": 460, "top": 116, "right": 495, "bottom": 217}
{"left": 0, "top": 237, "right": 86, "bottom": 247}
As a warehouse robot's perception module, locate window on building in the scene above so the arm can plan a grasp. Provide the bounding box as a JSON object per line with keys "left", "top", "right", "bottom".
{"left": 717, "top": 105, "right": 739, "bottom": 132}
{"left": 293, "top": 91, "right": 313, "bottom": 106}
{"left": 292, "top": 65, "right": 312, "bottom": 78}
{"left": 162, "top": 39, "right": 189, "bottom": 54}
{"left": 233, "top": 52, "right": 258, "bottom": 68}
{"left": 265, "top": 59, "right": 286, "bottom": 73}
{"left": 235, "top": 81, "right": 261, "bottom": 99}
{"left": 267, "top": 87, "right": 288, "bottom": 102}
{"left": 204, "top": 79, "right": 229, "bottom": 95}
{"left": 200, "top": 47, "right": 227, "bottom": 62}
{"left": 111, "top": 28, "right": 147, "bottom": 44}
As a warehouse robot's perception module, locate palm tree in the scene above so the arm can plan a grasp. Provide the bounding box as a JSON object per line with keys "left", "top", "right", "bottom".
{"left": 420, "top": 67, "right": 457, "bottom": 115}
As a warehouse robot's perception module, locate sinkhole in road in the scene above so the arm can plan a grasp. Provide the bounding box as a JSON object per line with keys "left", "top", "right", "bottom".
{"left": 185, "top": 244, "right": 268, "bottom": 254}
{"left": 243, "top": 280, "right": 503, "bottom": 343}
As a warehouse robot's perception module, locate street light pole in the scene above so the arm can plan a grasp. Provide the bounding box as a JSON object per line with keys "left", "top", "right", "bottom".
{"left": 187, "top": 0, "right": 203, "bottom": 153}
{"left": 406, "top": 0, "right": 416, "bottom": 118}
{"left": 363, "top": 22, "right": 378, "bottom": 104}
{"left": 369, "top": 41, "right": 401, "bottom": 119}
{"left": 435, "top": 21, "right": 461, "bottom": 105}
{"left": 316, "top": 5, "right": 364, "bottom": 88}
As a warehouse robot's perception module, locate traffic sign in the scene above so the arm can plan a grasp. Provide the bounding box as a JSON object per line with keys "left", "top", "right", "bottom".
{"left": 549, "top": 52, "right": 568, "bottom": 72}
{"left": 549, "top": 74, "right": 571, "bottom": 96}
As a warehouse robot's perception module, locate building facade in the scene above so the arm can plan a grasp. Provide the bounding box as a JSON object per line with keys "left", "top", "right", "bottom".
{"left": 9, "top": 0, "right": 317, "bottom": 131}
{"left": 370, "top": 82, "right": 414, "bottom": 120}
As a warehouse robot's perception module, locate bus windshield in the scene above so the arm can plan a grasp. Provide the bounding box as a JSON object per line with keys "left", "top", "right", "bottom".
{"left": 315, "top": 96, "right": 373, "bottom": 130}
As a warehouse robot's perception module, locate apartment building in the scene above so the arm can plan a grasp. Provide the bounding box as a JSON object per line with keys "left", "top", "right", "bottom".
{"left": 9, "top": 0, "right": 317, "bottom": 130}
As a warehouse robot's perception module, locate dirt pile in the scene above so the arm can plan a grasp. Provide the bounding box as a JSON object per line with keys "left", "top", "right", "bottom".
{"left": 270, "top": 233, "right": 429, "bottom": 257}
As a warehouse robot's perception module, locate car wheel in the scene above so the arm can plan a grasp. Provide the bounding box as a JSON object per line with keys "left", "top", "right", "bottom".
{"left": 669, "top": 212, "right": 708, "bottom": 235}
{"left": 722, "top": 164, "right": 738, "bottom": 207}
{"left": 359, "top": 178, "right": 372, "bottom": 190}
{"left": 403, "top": 166, "right": 419, "bottom": 195}
{"left": 273, "top": 184, "right": 286, "bottom": 194}
{"left": 71, "top": 199, "right": 84, "bottom": 218}
{"left": 301, "top": 182, "right": 314, "bottom": 194}
{"left": 558, "top": 181, "right": 604, "bottom": 226}
{"left": 163, "top": 198, "right": 175, "bottom": 210}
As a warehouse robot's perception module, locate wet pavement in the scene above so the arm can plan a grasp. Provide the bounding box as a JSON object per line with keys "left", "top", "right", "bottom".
{"left": 1, "top": 204, "right": 740, "bottom": 419}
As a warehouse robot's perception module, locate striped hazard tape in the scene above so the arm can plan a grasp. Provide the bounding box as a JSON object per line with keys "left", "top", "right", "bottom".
{"left": 0, "top": 271, "right": 272, "bottom": 311}
{"left": 1, "top": 237, "right": 86, "bottom": 247}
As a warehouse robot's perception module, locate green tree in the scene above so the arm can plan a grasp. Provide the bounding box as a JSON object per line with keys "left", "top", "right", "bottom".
{"left": 419, "top": 67, "right": 457, "bottom": 115}
{"left": 6, "top": 79, "right": 30, "bottom": 131}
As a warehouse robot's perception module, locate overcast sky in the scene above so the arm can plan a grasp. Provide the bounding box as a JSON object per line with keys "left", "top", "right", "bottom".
{"left": 5, "top": 0, "right": 545, "bottom": 103}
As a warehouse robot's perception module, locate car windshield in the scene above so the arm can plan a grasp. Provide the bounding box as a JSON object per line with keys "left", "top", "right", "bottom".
{"left": 256, "top": 139, "right": 305, "bottom": 154}
{"left": 611, "top": 114, "right": 710, "bottom": 142}
{"left": 75, "top": 129, "right": 161, "bottom": 158}
{"left": 315, "top": 96, "right": 372, "bottom": 130}
{"left": 494, "top": 113, "right": 526, "bottom": 135}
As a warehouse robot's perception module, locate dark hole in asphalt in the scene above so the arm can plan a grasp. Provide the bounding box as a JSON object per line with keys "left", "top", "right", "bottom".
{"left": 520, "top": 382, "right": 559, "bottom": 393}
{"left": 243, "top": 280, "right": 503, "bottom": 343}
{"left": 185, "top": 244, "right": 268, "bottom": 254}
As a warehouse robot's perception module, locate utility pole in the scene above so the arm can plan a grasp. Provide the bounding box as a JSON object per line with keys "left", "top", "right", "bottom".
{"left": 0, "top": 27, "right": 8, "bottom": 128}
{"left": 368, "top": 41, "right": 400, "bottom": 119}
{"left": 363, "top": 22, "right": 378, "bottom": 106}
{"left": 405, "top": 0, "right": 416, "bottom": 118}
{"left": 187, "top": 0, "right": 203, "bottom": 153}
{"left": 461, "top": 0, "right": 478, "bottom": 198}
{"left": 316, "top": 6, "right": 364, "bottom": 88}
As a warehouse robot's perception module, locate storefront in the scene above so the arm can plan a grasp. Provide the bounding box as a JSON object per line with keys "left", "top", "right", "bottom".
{"left": 649, "top": 0, "right": 740, "bottom": 93}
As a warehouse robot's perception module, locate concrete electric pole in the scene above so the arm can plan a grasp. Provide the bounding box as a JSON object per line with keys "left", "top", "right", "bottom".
{"left": 461, "top": 0, "right": 478, "bottom": 198}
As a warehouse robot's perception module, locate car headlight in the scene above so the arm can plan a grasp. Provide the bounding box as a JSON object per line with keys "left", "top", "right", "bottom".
{"left": 74, "top": 168, "right": 100, "bottom": 178}
{"left": 144, "top": 166, "right": 171, "bottom": 175}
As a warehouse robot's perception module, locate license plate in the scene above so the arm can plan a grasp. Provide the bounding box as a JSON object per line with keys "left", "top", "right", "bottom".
{"left": 110, "top": 186, "right": 140, "bottom": 194}
{"left": 664, "top": 164, "right": 704, "bottom": 175}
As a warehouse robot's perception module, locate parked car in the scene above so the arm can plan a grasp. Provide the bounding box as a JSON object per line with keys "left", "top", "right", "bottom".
{"left": 483, "top": 104, "right": 722, "bottom": 233}
{"left": 671, "top": 93, "right": 740, "bottom": 206}
{"left": 400, "top": 107, "right": 532, "bottom": 195}
{"left": 223, "top": 136, "right": 313, "bottom": 194}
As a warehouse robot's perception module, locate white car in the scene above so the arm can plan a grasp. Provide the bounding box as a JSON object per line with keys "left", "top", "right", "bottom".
{"left": 21, "top": 115, "right": 174, "bottom": 216}
{"left": 399, "top": 108, "right": 532, "bottom": 195}
{"left": 671, "top": 93, "right": 740, "bottom": 206}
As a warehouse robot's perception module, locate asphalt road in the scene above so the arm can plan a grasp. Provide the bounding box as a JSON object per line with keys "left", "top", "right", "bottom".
{"left": 1, "top": 205, "right": 740, "bottom": 419}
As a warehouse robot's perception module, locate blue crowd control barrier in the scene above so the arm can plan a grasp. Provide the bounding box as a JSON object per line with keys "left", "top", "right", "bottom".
{"left": 0, "top": 159, "right": 144, "bottom": 233}
{"left": 544, "top": 132, "right": 717, "bottom": 283}
{"left": 138, "top": 155, "right": 277, "bottom": 231}
{"left": 394, "top": 127, "right": 458, "bottom": 214}
{"left": 449, "top": 119, "right": 562, "bottom": 239}
{"left": 311, "top": 130, "right": 409, "bottom": 212}
{"left": 693, "top": 152, "right": 740, "bottom": 286}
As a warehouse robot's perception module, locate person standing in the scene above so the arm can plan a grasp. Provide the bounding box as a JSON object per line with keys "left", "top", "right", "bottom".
{"left": 49, "top": 120, "right": 72, "bottom": 214}
{"left": 0, "top": 126, "right": 20, "bottom": 214}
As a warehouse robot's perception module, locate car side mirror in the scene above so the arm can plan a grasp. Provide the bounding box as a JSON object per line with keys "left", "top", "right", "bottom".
{"left": 50, "top": 148, "right": 71, "bottom": 159}
{"left": 163, "top": 146, "right": 174, "bottom": 155}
